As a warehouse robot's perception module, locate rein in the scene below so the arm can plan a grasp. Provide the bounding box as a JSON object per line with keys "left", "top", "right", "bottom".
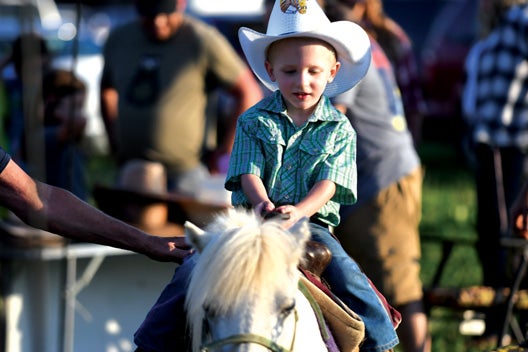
{"left": 200, "top": 308, "right": 299, "bottom": 352}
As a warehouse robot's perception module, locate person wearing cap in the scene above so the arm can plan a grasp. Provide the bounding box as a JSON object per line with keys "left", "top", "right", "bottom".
{"left": 100, "top": 0, "right": 262, "bottom": 196}
{"left": 325, "top": 1, "right": 430, "bottom": 351}
{"left": 133, "top": 1, "right": 399, "bottom": 351}
{"left": 0, "top": 145, "right": 190, "bottom": 263}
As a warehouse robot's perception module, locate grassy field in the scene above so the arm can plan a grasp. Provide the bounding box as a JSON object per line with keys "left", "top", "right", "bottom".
{"left": 415, "top": 141, "right": 492, "bottom": 352}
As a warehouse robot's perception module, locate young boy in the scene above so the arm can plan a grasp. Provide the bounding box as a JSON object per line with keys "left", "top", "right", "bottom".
{"left": 133, "top": 1, "right": 398, "bottom": 351}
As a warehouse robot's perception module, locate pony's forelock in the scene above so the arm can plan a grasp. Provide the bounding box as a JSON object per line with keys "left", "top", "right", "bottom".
{"left": 185, "top": 209, "right": 305, "bottom": 351}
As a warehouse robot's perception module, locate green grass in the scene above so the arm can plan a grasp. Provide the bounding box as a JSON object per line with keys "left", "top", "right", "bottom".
{"left": 415, "top": 141, "right": 490, "bottom": 352}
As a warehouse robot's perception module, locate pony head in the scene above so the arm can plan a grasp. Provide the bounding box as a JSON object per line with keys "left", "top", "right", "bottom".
{"left": 184, "top": 208, "right": 325, "bottom": 351}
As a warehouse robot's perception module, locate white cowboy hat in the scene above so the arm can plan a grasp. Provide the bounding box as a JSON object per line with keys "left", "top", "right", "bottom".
{"left": 239, "top": 0, "right": 371, "bottom": 97}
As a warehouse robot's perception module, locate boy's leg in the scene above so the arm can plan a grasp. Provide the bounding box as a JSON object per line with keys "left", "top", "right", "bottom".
{"left": 134, "top": 254, "right": 198, "bottom": 352}
{"left": 310, "top": 224, "right": 399, "bottom": 352}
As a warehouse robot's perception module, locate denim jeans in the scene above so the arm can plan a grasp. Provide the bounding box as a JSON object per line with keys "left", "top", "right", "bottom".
{"left": 134, "top": 223, "right": 399, "bottom": 352}
{"left": 310, "top": 224, "right": 399, "bottom": 351}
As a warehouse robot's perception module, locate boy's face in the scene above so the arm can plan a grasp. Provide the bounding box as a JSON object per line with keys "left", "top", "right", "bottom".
{"left": 265, "top": 37, "right": 340, "bottom": 117}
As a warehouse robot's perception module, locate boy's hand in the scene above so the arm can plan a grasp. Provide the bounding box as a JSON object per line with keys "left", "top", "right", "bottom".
{"left": 269, "top": 205, "right": 303, "bottom": 229}
{"left": 256, "top": 201, "right": 275, "bottom": 218}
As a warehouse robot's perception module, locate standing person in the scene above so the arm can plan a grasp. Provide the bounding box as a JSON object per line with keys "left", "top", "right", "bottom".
{"left": 335, "top": 0, "right": 427, "bottom": 144}
{"left": 4, "top": 34, "right": 90, "bottom": 200}
{"left": 100, "top": 0, "right": 263, "bottom": 196}
{"left": 462, "top": 0, "right": 528, "bottom": 342}
{"left": 0, "top": 145, "right": 189, "bottom": 263}
{"left": 325, "top": 1, "right": 430, "bottom": 352}
{"left": 41, "top": 69, "right": 88, "bottom": 200}
{"left": 4, "top": 33, "right": 51, "bottom": 172}
{"left": 133, "top": 1, "right": 400, "bottom": 351}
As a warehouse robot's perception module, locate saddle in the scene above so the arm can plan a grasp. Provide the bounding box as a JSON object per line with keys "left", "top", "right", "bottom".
{"left": 301, "top": 241, "right": 402, "bottom": 352}
{"left": 301, "top": 241, "right": 365, "bottom": 352}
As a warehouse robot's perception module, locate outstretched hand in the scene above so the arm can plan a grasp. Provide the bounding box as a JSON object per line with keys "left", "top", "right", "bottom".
{"left": 149, "top": 236, "right": 192, "bottom": 263}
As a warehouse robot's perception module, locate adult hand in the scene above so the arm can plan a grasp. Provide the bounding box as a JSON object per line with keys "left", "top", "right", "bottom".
{"left": 149, "top": 236, "right": 192, "bottom": 263}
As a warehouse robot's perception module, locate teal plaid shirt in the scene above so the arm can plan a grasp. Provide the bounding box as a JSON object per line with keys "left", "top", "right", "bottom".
{"left": 225, "top": 91, "right": 357, "bottom": 227}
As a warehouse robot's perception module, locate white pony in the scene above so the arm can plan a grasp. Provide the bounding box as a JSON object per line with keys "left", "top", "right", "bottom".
{"left": 184, "top": 208, "right": 329, "bottom": 352}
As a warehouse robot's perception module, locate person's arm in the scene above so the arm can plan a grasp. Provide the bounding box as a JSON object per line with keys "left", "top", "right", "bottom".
{"left": 273, "top": 180, "right": 336, "bottom": 228}
{"left": 100, "top": 86, "right": 119, "bottom": 155}
{"left": 241, "top": 173, "right": 274, "bottom": 215}
{"left": 512, "top": 180, "right": 528, "bottom": 239}
{"left": 0, "top": 158, "right": 190, "bottom": 262}
{"left": 242, "top": 174, "right": 336, "bottom": 228}
{"left": 209, "top": 69, "right": 263, "bottom": 173}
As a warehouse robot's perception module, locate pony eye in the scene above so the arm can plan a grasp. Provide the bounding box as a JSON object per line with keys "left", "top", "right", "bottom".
{"left": 282, "top": 298, "right": 296, "bottom": 315}
{"left": 203, "top": 304, "right": 217, "bottom": 318}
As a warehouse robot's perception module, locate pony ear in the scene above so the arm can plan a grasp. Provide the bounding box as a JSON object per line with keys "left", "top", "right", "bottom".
{"left": 289, "top": 216, "right": 311, "bottom": 244}
{"left": 184, "top": 221, "right": 212, "bottom": 252}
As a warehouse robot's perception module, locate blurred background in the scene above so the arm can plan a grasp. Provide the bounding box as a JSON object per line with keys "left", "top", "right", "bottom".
{"left": 0, "top": 0, "right": 494, "bottom": 352}
{"left": 0, "top": 0, "right": 479, "bottom": 156}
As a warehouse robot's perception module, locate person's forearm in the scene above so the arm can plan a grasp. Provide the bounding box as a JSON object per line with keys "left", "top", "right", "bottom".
{"left": 39, "top": 183, "right": 157, "bottom": 251}
{"left": 100, "top": 88, "right": 119, "bottom": 154}
{"left": 241, "top": 174, "right": 270, "bottom": 207}
{"left": 295, "top": 180, "right": 336, "bottom": 218}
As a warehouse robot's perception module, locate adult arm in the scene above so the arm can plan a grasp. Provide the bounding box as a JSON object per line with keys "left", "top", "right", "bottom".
{"left": 512, "top": 179, "right": 528, "bottom": 239}
{"left": 209, "top": 69, "right": 263, "bottom": 173}
{"left": 100, "top": 86, "right": 119, "bottom": 155}
{"left": 0, "top": 158, "right": 190, "bottom": 263}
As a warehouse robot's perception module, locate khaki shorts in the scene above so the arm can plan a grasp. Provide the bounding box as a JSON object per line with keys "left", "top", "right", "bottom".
{"left": 336, "top": 167, "right": 424, "bottom": 306}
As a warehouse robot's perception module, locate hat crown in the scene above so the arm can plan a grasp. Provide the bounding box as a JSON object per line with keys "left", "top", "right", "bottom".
{"left": 118, "top": 160, "right": 167, "bottom": 195}
{"left": 267, "top": 0, "right": 330, "bottom": 36}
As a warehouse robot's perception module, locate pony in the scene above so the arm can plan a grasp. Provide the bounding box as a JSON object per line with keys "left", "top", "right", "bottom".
{"left": 184, "top": 208, "right": 329, "bottom": 352}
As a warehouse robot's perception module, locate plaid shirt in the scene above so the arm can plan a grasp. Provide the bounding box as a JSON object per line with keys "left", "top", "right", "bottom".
{"left": 225, "top": 90, "right": 357, "bottom": 227}
{"left": 464, "top": 4, "right": 528, "bottom": 149}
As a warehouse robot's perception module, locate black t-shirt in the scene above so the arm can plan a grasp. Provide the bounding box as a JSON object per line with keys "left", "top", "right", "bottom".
{"left": 0, "top": 147, "right": 10, "bottom": 174}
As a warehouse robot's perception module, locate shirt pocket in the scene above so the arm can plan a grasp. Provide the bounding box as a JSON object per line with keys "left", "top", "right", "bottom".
{"left": 299, "top": 129, "right": 336, "bottom": 161}
{"left": 256, "top": 125, "right": 285, "bottom": 164}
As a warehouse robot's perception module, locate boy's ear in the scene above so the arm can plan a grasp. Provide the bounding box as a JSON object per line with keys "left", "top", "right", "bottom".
{"left": 264, "top": 60, "right": 276, "bottom": 82}
{"left": 328, "top": 61, "right": 341, "bottom": 83}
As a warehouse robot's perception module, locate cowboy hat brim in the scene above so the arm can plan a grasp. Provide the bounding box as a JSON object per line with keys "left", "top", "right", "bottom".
{"left": 238, "top": 20, "right": 371, "bottom": 98}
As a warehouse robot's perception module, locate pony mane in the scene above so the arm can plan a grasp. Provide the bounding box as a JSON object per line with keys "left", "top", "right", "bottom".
{"left": 185, "top": 209, "right": 305, "bottom": 350}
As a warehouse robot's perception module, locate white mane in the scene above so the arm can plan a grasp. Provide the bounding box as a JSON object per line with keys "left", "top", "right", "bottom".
{"left": 185, "top": 209, "right": 306, "bottom": 351}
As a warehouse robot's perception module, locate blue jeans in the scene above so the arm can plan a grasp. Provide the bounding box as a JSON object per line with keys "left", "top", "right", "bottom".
{"left": 134, "top": 223, "right": 398, "bottom": 352}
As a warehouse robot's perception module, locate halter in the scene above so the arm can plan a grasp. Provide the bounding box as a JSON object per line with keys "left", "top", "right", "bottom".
{"left": 198, "top": 278, "right": 330, "bottom": 351}
{"left": 199, "top": 309, "right": 299, "bottom": 352}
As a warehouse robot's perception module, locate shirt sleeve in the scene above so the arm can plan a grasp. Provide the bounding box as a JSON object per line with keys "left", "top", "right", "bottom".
{"left": 225, "top": 113, "right": 265, "bottom": 192}
{"left": 201, "top": 23, "right": 247, "bottom": 89}
{"left": 316, "top": 121, "right": 357, "bottom": 205}
{"left": 0, "top": 147, "right": 11, "bottom": 174}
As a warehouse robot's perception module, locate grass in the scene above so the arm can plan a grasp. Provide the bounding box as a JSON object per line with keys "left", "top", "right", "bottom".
{"left": 414, "top": 140, "right": 493, "bottom": 352}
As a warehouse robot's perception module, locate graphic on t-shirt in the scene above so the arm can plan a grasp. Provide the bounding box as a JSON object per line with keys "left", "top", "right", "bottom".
{"left": 125, "top": 54, "right": 161, "bottom": 107}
